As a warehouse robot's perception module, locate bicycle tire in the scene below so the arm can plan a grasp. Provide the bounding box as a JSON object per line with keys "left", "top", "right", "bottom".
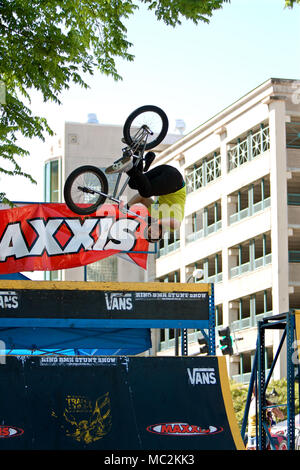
{"left": 123, "top": 105, "right": 169, "bottom": 150}
{"left": 64, "top": 165, "right": 108, "bottom": 215}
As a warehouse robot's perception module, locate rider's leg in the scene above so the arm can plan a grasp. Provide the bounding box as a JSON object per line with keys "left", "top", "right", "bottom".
{"left": 143, "top": 152, "right": 156, "bottom": 172}
{"left": 105, "top": 155, "right": 133, "bottom": 174}
{"left": 128, "top": 164, "right": 184, "bottom": 198}
{"left": 105, "top": 150, "right": 155, "bottom": 175}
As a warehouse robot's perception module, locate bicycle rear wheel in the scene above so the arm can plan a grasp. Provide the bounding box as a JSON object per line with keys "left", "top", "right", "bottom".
{"left": 123, "top": 105, "right": 169, "bottom": 150}
{"left": 64, "top": 165, "right": 108, "bottom": 215}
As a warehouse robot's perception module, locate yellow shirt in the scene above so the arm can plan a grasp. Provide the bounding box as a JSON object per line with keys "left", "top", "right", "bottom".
{"left": 150, "top": 184, "right": 186, "bottom": 225}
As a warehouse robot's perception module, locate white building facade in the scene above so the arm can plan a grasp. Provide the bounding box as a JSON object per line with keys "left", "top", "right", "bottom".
{"left": 153, "top": 79, "right": 300, "bottom": 382}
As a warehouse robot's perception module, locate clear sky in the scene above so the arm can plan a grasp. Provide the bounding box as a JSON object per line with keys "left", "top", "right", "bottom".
{"left": 1, "top": 0, "right": 300, "bottom": 202}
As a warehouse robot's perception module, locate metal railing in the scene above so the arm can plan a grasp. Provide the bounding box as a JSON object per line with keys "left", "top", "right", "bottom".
{"left": 231, "top": 310, "right": 273, "bottom": 332}
{"left": 186, "top": 220, "right": 222, "bottom": 244}
{"left": 228, "top": 125, "right": 270, "bottom": 172}
{"left": 186, "top": 153, "right": 221, "bottom": 195}
{"left": 230, "top": 253, "right": 272, "bottom": 279}
{"left": 229, "top": 197, "right": 270, "bottom": 225}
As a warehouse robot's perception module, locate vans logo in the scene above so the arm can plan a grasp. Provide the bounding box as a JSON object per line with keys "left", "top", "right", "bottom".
{"left": 0, "top": 291, "right": 19, "bottom": 309}
{"left": 147, "top": 422, "right": 223, "bottom": 436}
{"left": 187, "top": 368, "right": 217, "bottom": 385}
{"left": 105, "top": 292, "right": 133, "bottom": 311}
{"left": 0, "top": 425, "right": 24, "bottom": 438}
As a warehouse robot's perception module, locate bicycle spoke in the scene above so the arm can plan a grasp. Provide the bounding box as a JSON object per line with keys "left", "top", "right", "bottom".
{"left": 130, "top": 111, "right": 164, "bottom": 145}
{"left": 71, "top": 172, "right": 102, "bottom": 206}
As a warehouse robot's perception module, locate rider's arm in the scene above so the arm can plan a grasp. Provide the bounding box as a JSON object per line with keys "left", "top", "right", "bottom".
{"left": 160, "top": 218, "right": 181, "bottom": 232}
{"left": 127, "top": 194, "right": 154, "bottom": 208}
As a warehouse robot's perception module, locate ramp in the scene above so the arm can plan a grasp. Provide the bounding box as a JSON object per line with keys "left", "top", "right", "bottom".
{"left": 0, "top": 355, "right": 245, "bottom": 450}
{"left": 0, "top": 281, "right": 214, "bottom": 353}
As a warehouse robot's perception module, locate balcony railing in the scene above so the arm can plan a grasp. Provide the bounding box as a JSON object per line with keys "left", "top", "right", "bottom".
{"left": 186, "top": 153, "right": 221, "bottom": 195}
{"left": 228, "top": 125, "right": 270, "bottom": 172}
{"left": 230, "top": 253, "right": 272, "bottom": 279}
{"left": 159, "top": 329, "right": 203, "bottom": 352}
{"left": 289, "top": 251, "right": 300, "bottom": 262}
{"left": 231, "top": 310, "right": 273, "bottom": 332}
{"left": 158, "top": 240, "right": 180, "bottom": 258}
{"left": 229, "top": 197, "right": 270, "bottom": 225}
{"left": 186, "top": 220, "right": 222, "bottom": 244}
{"left": 288, "top": 193, "right": 300, "bottom": 206}
{"left": 232, "top": 369, "right": 271, "bottom": 385}
{"left": 207, "top": 272, "right": 223, "bottom": 284}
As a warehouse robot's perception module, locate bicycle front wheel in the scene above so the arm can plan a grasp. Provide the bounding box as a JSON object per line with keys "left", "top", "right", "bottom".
{"left": 64, "top": 165, "right": 108, "bottom": 215}
{"left": 123, "top": 105, "right": 169, "bottom": 150}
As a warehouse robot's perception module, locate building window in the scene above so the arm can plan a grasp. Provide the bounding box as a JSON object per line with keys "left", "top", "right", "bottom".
{"left": 44, "top": 159, "right": 60, "bottom": 202}
{"left": 228, "top": 177, "right": 271, "bottom": 225}
{"left": 157, "top": 271, "right": 180, "bottom": 283}
{"left": 186, "top": 200, "right": 222, "bottom": 244}
{"left": 86, "top": 257, "right": 118, "bottom": 282}
{"left": 286, "top": 121, "right": 300, "bottom": 148}
{"left": 229, "top": 233, "right": 272, "bottom": 278}
{"left": 216, "top": 304, "right": 223, "bottom": 328}
{"left": 185, "top": 253, "right": 222, "bottom": 285}
{"left": 288, "top": 229, "right": 300, "bottom": 262}
{"left": 158, "top": 230, "right": 180, "bottom": 257}
{"left": 230, "top": 289, "right": 272, "bottom": 331}
{"left": 227, "top": 123, "right": 270, "bottom": 172}
{"left": 44, "top": 270, "right": 61, "bottom": 281}
{"left": 185, "top": 151, "right": 221, "bottom": 195}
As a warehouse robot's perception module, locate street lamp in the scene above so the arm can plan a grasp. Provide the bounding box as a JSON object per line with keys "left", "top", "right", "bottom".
{"left": 186, "top": 268, "right": 204, "bottom": 283}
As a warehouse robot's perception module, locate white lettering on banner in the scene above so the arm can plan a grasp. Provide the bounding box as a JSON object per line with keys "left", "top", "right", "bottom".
{"left": 92, "top": 218, "right": 114, "bottom": 251}
{"left": 0, "top": 217, "right": 141, "bottom": 262}
{"left": 0, "top": 223, "right": 29, "bottom": 260}
{"left": 187, "top": 368, "right": 217, "bottom": 385}
{"left": 0, "top": 291, "right": 19, "bottom": 309}
{"left": 63, "top": 218, "right": 99, "bottom": 252}
{"left": 135, "top": 292, "right": 207, "bottom": 300}
{"left": 40, "top": 356, "right": 117, "bottom": 366}
{"left": 28, "top": 219, "right": 64, "bottom": 255}
{"left": 105, "top": 293, "right": 133, "bottom": 311}
{"left": 104, "top": 218, "right": 139, "bottom": 252}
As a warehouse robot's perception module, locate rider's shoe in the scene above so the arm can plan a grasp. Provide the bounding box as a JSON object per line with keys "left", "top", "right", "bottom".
{"left": 143, "top": 152, "right": 156, "bottom": 172}
{"left": 105, "top": 156, "right": 133, "bottom": 174}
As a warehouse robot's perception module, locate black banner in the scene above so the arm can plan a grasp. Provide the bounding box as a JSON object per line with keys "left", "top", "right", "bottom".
{"left": 0, "top": 288, "right": 209, "bottom": 320}
{"left": 0, "top": 356, "right": 243, "bottom": 450}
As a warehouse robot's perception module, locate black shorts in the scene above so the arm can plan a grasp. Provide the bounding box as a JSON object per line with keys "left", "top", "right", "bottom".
{"left": 128, "top": 164, "right": 184, "bottom": 198}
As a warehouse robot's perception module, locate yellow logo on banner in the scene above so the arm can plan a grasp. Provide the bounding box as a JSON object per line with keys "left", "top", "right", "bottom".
{"left": 52, "top": 392, "right": 112, "bottom": 444}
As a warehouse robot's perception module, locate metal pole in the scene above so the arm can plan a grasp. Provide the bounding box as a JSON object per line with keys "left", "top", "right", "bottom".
{"left": 258, "top": 320, "right": 266, "bottom": 450}
{"left": 287, "top": 311, "right": 295, "bottom": 450}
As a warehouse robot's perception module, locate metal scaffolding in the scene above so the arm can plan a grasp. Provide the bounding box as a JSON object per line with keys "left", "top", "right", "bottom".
{"left": 242, "top": 310, "right": 300, "bottom": 450}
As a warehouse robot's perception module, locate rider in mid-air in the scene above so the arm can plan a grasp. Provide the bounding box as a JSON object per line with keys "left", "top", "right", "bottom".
{"left": 106, "top": 151, "right": 186, "bottom": 241}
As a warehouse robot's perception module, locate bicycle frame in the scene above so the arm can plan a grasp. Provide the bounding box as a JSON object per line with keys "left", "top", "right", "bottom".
{"left": 91, "top": 125, "right": 152, "bottom": 221}
{"left": 112, "top": 125, "right": 152, "bottom": 199}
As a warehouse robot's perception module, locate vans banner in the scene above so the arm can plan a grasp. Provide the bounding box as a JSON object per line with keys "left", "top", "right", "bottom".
{"left": 0, "top": 203, "right": 149, "bottom": 273}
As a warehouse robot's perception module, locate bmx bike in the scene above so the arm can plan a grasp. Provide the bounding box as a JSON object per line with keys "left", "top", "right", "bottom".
{"left": 63, "top": 105, "right": 169, "bottom": 242}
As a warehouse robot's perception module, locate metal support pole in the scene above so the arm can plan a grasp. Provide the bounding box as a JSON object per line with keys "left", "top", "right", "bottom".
{"left": 258, "top": 320, "right": 266, "bottom": 450}
{"left": 287, "top": 311, "right": 295, "bottom": 450}
{"left": 181, "top": 329, "right": 188, "bottom": 356}
{"left": 175, "top": 329, "right": 179, "bottom": 356}
{"left": 209, "top": 283, "right": 216, "bottom": 355}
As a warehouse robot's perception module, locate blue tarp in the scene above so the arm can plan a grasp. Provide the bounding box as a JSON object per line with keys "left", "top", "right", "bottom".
{"left": 0, "top": 272, "right": 30, "bottom": 280}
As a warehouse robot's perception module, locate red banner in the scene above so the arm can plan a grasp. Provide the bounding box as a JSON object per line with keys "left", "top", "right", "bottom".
{"left": 0, "top": 203, "right": 149, "bottom": 274}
